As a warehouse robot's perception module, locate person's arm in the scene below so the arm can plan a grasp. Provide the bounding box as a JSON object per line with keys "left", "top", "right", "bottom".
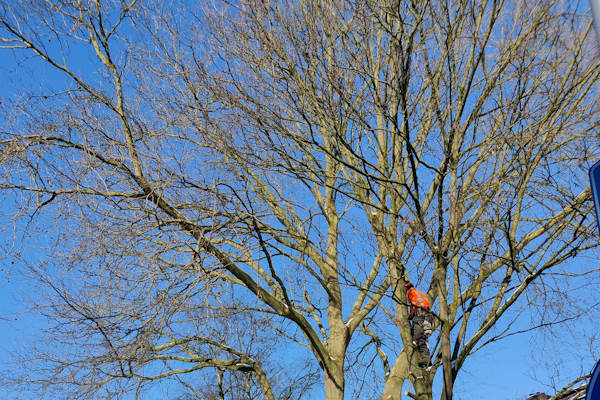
{"left": 407, "top": 289, "right": 415, "bottom": 320}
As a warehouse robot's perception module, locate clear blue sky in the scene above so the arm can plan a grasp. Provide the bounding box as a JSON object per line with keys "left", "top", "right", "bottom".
{"left": 1, "top": 2, "right": 599, "bottom": 399}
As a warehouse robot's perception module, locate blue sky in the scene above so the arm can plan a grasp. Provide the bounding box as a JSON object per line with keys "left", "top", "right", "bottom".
{"left": 1, "top": 2, "right": 600, "bottom": 400}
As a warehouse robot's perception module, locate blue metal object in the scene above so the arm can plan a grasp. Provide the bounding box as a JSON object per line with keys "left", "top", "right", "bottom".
{"left": 592, "top": 0, "right": 600, "bottom": 42}
{"left": 590, "top": 160, "right": 600, "bottom": 235}
{"left": 586, "top": 359, "right": 600, "bottom": 400}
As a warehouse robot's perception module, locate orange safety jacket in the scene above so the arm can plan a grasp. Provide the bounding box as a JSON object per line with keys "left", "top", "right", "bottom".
{"left": 406, "top": 287, "right": 431, "bottom": 315}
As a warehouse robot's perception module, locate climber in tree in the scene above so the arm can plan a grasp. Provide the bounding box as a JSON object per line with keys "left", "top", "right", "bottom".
{"left": 405, "top": 281, "right": 434, "bottom": 368}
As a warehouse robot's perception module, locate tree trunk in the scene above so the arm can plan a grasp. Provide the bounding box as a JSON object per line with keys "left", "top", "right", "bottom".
{"left": 324, "top": 326, "right": 346, "bottom": 400}
{"left": 412, "top": 373, "right": 433, "bottom": 400}
{"left": 325, "top": 370, "right": 344, "bottom": 400}
{"left": 381, "top": 351, "right": 408, "bottom": 400}
{"left": 381, "top": 350, "right": 433, "bottom": 400}
{"left": 325, "top": 304, "right": 347, "bottom": 400}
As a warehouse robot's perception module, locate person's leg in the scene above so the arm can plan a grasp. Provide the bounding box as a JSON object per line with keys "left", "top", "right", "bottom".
{"left": 412, "top": 313, "right": 430, "bottom": 366}
{"left": 423, "top": 313, "right": 433, "bottom": 338}
{"left": 420, "top": 313, "right": 433, "bottom": 366}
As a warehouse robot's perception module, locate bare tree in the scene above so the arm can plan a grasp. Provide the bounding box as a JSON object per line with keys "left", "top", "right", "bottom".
{"left": 0, "top": 1, "right": 599, "bottom": 400}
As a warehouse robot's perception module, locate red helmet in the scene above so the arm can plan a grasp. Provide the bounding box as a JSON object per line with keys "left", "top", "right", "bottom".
{"left": 404, "top": 281, "right": 412, "bottom": 288}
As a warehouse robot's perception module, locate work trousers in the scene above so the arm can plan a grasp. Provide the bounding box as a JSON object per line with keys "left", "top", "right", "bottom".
{"left": 411, "top": 309, "right": 434, "bottom": 363}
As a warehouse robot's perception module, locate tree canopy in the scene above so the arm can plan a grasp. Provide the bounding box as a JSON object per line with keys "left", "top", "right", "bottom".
{"left": 1, "top": 1, "right": 599, "bottom": 399}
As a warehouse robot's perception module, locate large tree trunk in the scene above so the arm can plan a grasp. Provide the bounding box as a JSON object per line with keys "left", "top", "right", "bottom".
{"left": 325, "top": 370, "right": 344, "bottom": 400}
{"left": 413, "top": 373, "right": 433, "bottom": 400}
{"left": 381, "top": 350, "right": 434, "bottom": 400}
{"left": 381, "top": 351, "right": 409, "bottom": 400}
{"left": 324, "top": 317, "right": 347, "bottom": 399}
